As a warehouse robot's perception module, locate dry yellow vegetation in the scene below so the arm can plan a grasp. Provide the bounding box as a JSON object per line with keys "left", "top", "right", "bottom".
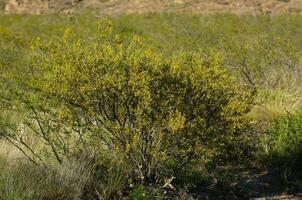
{"left": 2, "top": 0, "right": 302, "bottom": 14}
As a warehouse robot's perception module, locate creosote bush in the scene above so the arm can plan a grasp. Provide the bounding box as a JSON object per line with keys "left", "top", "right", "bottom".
{"left": 0, "top": 21, "right": 254, "bottom": 189}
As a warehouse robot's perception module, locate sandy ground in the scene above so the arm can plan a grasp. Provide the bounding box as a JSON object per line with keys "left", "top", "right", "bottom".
{"left": 2, "top": 0, "right": 302, "bottom": 15}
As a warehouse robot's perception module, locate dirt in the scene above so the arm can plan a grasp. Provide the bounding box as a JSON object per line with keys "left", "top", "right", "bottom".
{"left": 194, "top": 168, "right": 302, "bottom": 200}
{"left": 2, "top": 0, "right": 302, "bottom": 15}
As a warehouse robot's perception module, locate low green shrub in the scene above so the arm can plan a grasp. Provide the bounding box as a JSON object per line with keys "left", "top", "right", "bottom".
{"left": 268, "top": 108, "right": 302, "bottom": 171}
{"left": 129, "top": 185, "right": 153, "bottom": 200}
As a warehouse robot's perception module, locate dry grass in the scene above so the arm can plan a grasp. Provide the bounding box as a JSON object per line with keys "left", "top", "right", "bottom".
{"left": 0, "top": 141, "right": 24, "bottom": 162}
{"left": 2, "top": 0, "right": 302, "bottom": 15}
{"left": 251, "top": 88, "right": 302, "bottom": 124}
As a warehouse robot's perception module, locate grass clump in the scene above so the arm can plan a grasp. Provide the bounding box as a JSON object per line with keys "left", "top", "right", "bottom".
{"left": 267, "top": 108, "right": 302, "bottom": 171}
{"left": 0, "top": 158, "right": 89, "bottom": 200}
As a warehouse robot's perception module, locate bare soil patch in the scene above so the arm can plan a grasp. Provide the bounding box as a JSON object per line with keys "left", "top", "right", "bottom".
{"left": 195, "top": 168, "right": 302, "bottom": 200}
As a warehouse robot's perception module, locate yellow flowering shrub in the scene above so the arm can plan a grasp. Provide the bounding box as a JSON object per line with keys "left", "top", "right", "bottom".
{"left": 2, "top": 22, "right": 254, "bottom": 183}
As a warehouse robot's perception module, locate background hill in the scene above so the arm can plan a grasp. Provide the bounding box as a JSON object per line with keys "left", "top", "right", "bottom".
{"left": 1, "top": 0, "right": 302, "bottom": 15}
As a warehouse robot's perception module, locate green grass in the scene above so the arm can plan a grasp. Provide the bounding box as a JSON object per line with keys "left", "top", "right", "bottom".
{"left": 268, "top": 108, "right": 302, "bottom": 170}
{"left": 1, "top": 13, "right": 302, "bottom": 88}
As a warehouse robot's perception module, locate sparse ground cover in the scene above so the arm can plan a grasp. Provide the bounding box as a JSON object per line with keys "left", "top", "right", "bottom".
{"left": 0, "top": 12, "right": 302, "bottom": 199}
{"left": 2, "top": 0, "right": 302, "bottom": 15}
